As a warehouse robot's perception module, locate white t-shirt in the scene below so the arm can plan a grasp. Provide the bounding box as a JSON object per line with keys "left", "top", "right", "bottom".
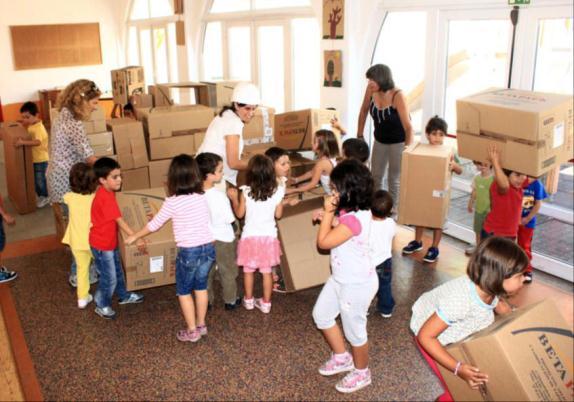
{"left": 370, "top": 217, "right": 396, "bottom": 266}
{"left": 205, "top": 187, "right": 236, "bottom": 243}
{"left": 240, "top": 185, "right": 285, "bottom": 238}
{"left": 198, "top": 110, "right": 244, "bottom": 186}
{"left": 410, "top": 275, "right": 499, "bottom": 346}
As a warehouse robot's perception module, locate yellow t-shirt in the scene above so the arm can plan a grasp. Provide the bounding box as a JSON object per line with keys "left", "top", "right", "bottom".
{"left": 27, "top": 121, "right": 49, "bottom": 163}
{"left": 62, "top": 192, "right": 95, "bottom": 251}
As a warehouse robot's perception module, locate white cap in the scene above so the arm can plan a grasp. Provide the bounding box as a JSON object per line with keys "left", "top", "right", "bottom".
{"left": 231, "top": 82, "right": 260, "bottom": 105}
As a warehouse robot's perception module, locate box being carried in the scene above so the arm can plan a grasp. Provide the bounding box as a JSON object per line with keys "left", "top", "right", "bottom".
{"left": 106, "top": 119, "right": 149, "bottom": 169}
{"left": 398, "top": 143, "right": 452, "bottom": 229}
{"left": 274, "top": 109, "right": 341, "bottom": 150}
{"left": 111, "top": 66, "right": 145, "bottom": 105}
{"left": 438, "top": 299, "right": 573, "bottom": 401}
{"left": 457, "top": 88, "right": 574, "bottom": 177}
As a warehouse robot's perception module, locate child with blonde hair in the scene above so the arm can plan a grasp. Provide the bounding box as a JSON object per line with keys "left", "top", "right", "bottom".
{"left": 465, "top": 161, "right": 493, "bottom": 255}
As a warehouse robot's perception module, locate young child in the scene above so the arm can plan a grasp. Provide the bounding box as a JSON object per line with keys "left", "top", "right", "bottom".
{"left": 342, "top": 138, "right": 370, "bottom": 164}
{"left": 16, "top": 101, "right": 50, "bottom": 208}
{"left": 465, "top": 161, "right": 494, "bottom": 255}
{"left": 481, "top": 145, "right": 527, "bottom": 241}
{"left": 127, "top": 154, "right": 214, "bottom": 341}
{"left": 410, "top": 236, "right": 526, "bottom": 401}
{"left": 62, "top": 163, "right": 97, "bottom": 308}
{"left": 0, "top": 194, "right": 16, "bottom": 284}
{"left": 287, "top": 130, "right": 340, "bottom": 195}
{"left": 402, "top": 116, "right": 462, "bottom": 263}
{"left": 518, "top": 176, "right": 548, "bottom": 283}
{"left": 312, "top": 159, "right": 377, "bottom": 393}
{"left": 370, "top": 190, "right": 396, "bottom": 318}
{"left": 231, "top": 154, "right": 284, "bottom": 314}
{"left": 90, "top": 157, "right": 144, "bottom": 319}
{"left": 196, "top": 152, "right": 240, "bottom": 311}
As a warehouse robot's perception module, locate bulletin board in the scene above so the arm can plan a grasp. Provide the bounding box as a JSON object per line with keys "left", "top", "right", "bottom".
{"left": 10, "top": 23, "right": 102, "bottom": 70}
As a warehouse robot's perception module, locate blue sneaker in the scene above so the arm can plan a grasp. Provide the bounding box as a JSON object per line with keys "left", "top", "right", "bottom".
{"left": 402, "top": 241, "right": 423, "bottom": 255}
{"left": 0, "top": 267, "right": 17, "bottom": 284}
{"left": 423, "top": 247, "right": 440, "bottom": 263}
{"left": 119, "top": 292, "right": 144, "bottom": 305}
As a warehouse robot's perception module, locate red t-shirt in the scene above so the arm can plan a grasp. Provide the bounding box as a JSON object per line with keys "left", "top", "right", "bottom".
{"left": 483, "top": 180, "right": 524, "bottom": 237}
{"left": 89, "top": 186, "right": 121, "bottom": 250}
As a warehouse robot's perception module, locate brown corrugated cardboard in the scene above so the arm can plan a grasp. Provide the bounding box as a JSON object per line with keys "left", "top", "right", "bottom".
{"left": 148, "top": 159, "right": 171, "bottom": 189}
{"left": 51, "top": 106, "right": 107, "bottom": 134}
{"left": 274, "top": 109, "right": 341, "bottom": 150}
{"left": 200, "top": 80, "right": 239, "bottom": 107}
{"left": 117, "top": 188, "right": 176, "bottom": 291}
{"left": 0, "top": 122, "right": 36, "bottom": 214}
{"left": 154, "top": 82, "right": 210, "bottom": 106}
{"left": 243, "top": 106, "right": 275, "bottom": 144}
{"left": 121, "top": 167, "right": 150, "bottom": 191}
{"left": 438, "top": 299, "right": 573, "bottom": 401}
{"left": 138, "top": 105, "right": 214, "bottom": 139}
{"left": 111, "top": 66, "right": 145, "bottom": 105}
{"left": 149, "top": 134, "right": 196, "bottom": 160}
{"left": 457, "top": 88, "right": 574, "bottom": 177}
{"left": 398, "top": 143, "right": 452, "bottom": 229}
{"left": 131, "top": 93, "right": 153, "bottom": 109}
{"left": 106, "top": 119, "right": 149, "bottom": 169}
{"left": 87, "top": 132, "right": 114, "bottom": 157}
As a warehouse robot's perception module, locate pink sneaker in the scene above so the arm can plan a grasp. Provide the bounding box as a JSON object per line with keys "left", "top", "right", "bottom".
{"left": 243, "top": 297, "right": 255, "bottom": 310}
{"left": 335, "top": 368, "right": 372, "bottom": 393}
{"left": 176, "top": 328, "right": 201, "bottom": 342}
{"left": 197, "top": 324, "right": 208, "bottom": 336}
{"left": 254, "top": 298, "right": 271, "bottom": 314}
{"left": 318, "top": 352, "right": 354, "bottom": 376}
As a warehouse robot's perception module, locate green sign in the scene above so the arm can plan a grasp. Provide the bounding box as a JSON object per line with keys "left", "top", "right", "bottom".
{"left": 509, "top": 0, "right": 531, "bottom": 4}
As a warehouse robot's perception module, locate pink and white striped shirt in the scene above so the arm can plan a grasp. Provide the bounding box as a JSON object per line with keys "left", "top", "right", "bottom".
{"left": 146, "top": 193, "right": 213, "bottom": 248}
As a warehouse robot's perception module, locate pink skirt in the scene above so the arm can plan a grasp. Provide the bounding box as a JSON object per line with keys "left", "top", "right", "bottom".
{"left": 237, "top": 236, "right": 282, "bottom": 272}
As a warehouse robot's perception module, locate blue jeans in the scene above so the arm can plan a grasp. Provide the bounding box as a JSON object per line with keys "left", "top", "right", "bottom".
{"left": 376, "top": 258, "right": 395, "bottom": 314}
{"left": 34, "top": 161, "right": 48, "bottom": 197}
{"left": 176, "top": 244, "right": 215, "bottom": 296}
{"left": 91, "top": 247, "right": 130, "bottom": 308}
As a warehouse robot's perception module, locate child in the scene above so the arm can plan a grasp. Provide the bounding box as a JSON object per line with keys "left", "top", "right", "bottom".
{"left": 410, "top": 237, "right": 526, "bottom": 401}
{"left": 481, "top": 145, "right": 527, "bottom": 241}
{"left": 287, "top": 129, "right": 340, "bottom": 195}
{"left": 231, "top": 154, "right": 284, "bottom": 314}
{"left": 0, "top": 194, "right": 16, "bottom": 284}
{"left": 16, "top": 101, "right": 50, "bottom": 208}
{"left": 196, "top": 152, "right": 240, "bottom": 310}
{"left": 312, "top": 159, "right": 377, "bottom": 393}
{"left": 370, "top": 190, "right": 396, "bottom": 318}
{"left": 62, "top": 163, "right": 97, "bottom": 308}
{"left": 342, "top": 138, "right": 370, "bottom": 164}
{"left": 518, "top": 176, "right": 548, "bottom": 283}
{"left": 127, "top": 154, "right": 214, "bottom": 341}
{"left": 402, "top": 116, "right": 462, "bottom": 263}
{"left": 465, "top": 161, "right": 494, "bottom": 255}
{"left": 90, "top": 157, "right": 144, "bottom": 319}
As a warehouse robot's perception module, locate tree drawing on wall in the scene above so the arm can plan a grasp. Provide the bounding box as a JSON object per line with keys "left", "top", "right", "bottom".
{"left": 326, "top": 60, "right": 335, "bottom": 86}
{"left": 324, "top": 51, "right": 342, "bottom": 87}
{"left": 328, "top": 7, "right": 342, "bottom": 39}
{"left": 323, "top": 0, "right": 344, "bottom": 39}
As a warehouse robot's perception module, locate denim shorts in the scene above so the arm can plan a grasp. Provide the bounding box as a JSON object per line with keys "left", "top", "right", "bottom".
{"left": 176, "top": 243, "right": 215, "bottom": 295}
{"left": 0, "top": 220, "right": 5, "bottom": 252}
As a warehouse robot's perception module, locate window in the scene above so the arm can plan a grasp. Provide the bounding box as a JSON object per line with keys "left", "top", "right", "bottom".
{"left": 228, "top": 26, "right": 252, "bottom": 81}
{"left": 203, "top": 22, "right": 224, "bottom": 81}
{"left": 258, "top": 24, "right": 285, "bottom": 112}
{"left": 292, "top": 18, "right": 320, "bottom": 110}
{"left": 211, "top": 0, "right": 250, "bottom": 14}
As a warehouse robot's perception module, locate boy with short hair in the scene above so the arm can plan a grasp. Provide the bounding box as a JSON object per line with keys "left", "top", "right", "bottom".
{"left": 17, "top": 102, "right": 50, "bottom": 208}
{"left": 402, "top": 116, "right": 463, "bottom": 263}
{"left": 343, "top": 138, "right": 370, "bottom": 164}
{"left": 90, "top": 157, "right": 143, "bottom": 319}
{"left": 0, "top": 194, "right": 17, "bottom": 284}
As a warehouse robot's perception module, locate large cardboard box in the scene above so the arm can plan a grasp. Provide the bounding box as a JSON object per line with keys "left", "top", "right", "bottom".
{"left": 111, "top": 66, "right": 145, "bottom": 105}
{"left": 138, "top": 105, "right": 213, "bottom": 139}
{"left": 153, "top": 82, "right": 211, "bottom": 106}
{"left": 0, "top": 122, "right": 36, "bottom": 214}
{"left": 87, "top": 131, "right": 114, "bottom": 157}
{"left": 274, "top": 109, "right": 341, "bottom": 150}
{"left": 438, "top": 299, "right": 573, "bottom": 401}
{"left": 148, "top": 159, "right": 171, "bottom": 188}
{"left": 243, "top": 106, "right": 275, "bottom": 145}
{"left": 106, "top": 119, "right": 149, "bottom": 169}
{"left": 277, "top": 196, "right": 331, "bottom": 292}
{"left": 200, "top": 80, "right": 239, "bottom": 108}
{"left": 131, "top": 93, "right": 153, "bottom": 109}
{"left": 149, "top": 133, "right": 198, "bottom": 160}
{"left": 117, "top": 188, "right": 176, "bottom": 291}
{"left": 51, "top": 106, "right": 106, "bottom": 134}
{"left": 121, "top": 167, "right": 150, "bottom": 191}
{"left": 398, "top": 143, "right": 452, "bottom": 229}
{"left": 457, "top": 88, "right": 574, "bottom": 177}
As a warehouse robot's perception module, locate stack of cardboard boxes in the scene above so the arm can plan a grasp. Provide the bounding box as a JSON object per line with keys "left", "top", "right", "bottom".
{"left": 111, "top": 66, "right": 145, "bottom": 106}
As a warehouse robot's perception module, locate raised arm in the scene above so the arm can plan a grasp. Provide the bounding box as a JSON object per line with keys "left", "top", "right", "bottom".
{"left": 488, "top": 145, "right": 509, "bottom": 194}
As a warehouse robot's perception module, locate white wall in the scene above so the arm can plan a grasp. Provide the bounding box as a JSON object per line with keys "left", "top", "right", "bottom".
{"left": 0, "top": 0, "right": 125, "bottom": 104}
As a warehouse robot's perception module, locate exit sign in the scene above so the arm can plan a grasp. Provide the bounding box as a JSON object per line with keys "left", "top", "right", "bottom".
{"left": 509, "top": 0, "right": 530, "bottom": 4}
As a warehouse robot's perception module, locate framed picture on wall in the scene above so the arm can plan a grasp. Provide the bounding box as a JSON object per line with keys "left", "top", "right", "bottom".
{"left": 324, "top": 50, "right": 342, "bottom": 87}
{"left": 322, "top": 0, "right": 344, "bottom": 39}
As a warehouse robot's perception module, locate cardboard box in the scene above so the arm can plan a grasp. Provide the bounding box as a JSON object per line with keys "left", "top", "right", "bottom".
{"left": 148, "top": 159, "right": 171, "bottom": 189}
{"left": 138, "top": 105, "right": 213, "bottom": 139}
{"left": 87, "top": 131, "right": 114, "bottom": 157}
{"left": 149, "top": 133, "right": 197, "bottom": 160}
{"left": 243, "top": 106, "right": 275, "bottom": 145}
{"left": 457, "top": 88, "right": 574, "bottom": 177}
{"left": 438, "top": 299, "right": 573, "bottom": 401}
{"left": 398, "top": 143, "right": 452, "bottom": 229}
{"left": 153, "top": 82, "right": 210, "bottom": 106}
{"left": 111, "top": 66, "right": 145, "bottom": 105}
{"left": 106, "top": 119, "right": 149, "bottom": 169}
{"left": 121, "top": 167, "right": 150, "bottom": 191}
{"left": 51, "top": 106, "right": 106, "bottom": 134}
{"left": 0, "top": 122, "right": 36, "bottom": 214}
{"left": 131, "top": 93, "right": 153, "bottom": 109}
{"left": 277, "top": 196, "right": 331, "bottom": 292}
{"left": 117, "top": 188, "right": 176, "bottom": 291}
{"left": 274, "top": 109, "right": 341, "bottom": 150}
{"left": 200, "top": 80, "right": 240, "bottom": 107}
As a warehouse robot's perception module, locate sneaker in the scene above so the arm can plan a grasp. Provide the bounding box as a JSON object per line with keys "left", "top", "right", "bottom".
{"left": 380, "top": 312, "right": 393, "bottom": 319}
{"left": 402, "top": 240, "right": 423, "bottom": 255}
{"left": 0, "top": 267, "right": 17, "bottom": 284}
{"left": 254, "top": 298, "right": 271, "bottom": 314}
{"left": 36, "top": 196, "right": 50, "bottom": 209}
{"left": 95, "top": 306, "right": 116, "bottom": 319}
{"left": 196, "top": 324, "right": 208, "bottom": 336}
{"left": 335, "top": 368, "right": 372, "bottom": 393}
{"left": 224, "top": 297, "right": 241, "bottom": 311}
{"left": 119, "top": 292, "right": 144, "bottom": 305}
{"left": 243, "top": 297, "right": 255, "bottom": 310}
{"left": 319, "top": 352, "right": 354, "bottom": 376}
{"left": 465, "top": 245, "right": 476, "bottom": 256}
{"left": 523, "top": 272, "right": 533, "bottom": 284}
{"left": 423, "top": 247, "right": 440, "bottom": 263}
{"left": 68, "top": 275, "right": 77, "bottom": 288}
{"left": 176, "top": 328, "right": 201, "bottom": 342}
{"left": 78, "top": 294, "right": 93, "bottom": 309}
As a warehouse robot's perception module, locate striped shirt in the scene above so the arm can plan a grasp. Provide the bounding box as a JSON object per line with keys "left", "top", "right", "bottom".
{"left": 146, "top": 193, "right": 213, "bottom": 248}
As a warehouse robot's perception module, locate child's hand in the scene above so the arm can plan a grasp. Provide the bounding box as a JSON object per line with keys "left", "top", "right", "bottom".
{"left": 312, "top": 208, "right": 324, "bottom": 222}
{"left": 323, "top": 195, "right": 337, "bottom": 213}
{"left": 125, "top": 235, "right": 137, "bottom": 245}
{"left": 487, "top": 144, "right": 500, "bottom": 165}
{"left": 14, "top": 138, "right": 24, "bottom": 148}
{"left": 3, "top": 213, "right": 15, "bottom": 225}
{"left": 330, "top": 117, "right": 342, "bottom": 131}
{"left": 227, "top": 188, "right": 238, "bottom": 202}
{"left": 458, "top": 363, "right": 489, "bottom": 389}
{"left": 136, "top": 238, "right": 147, "bottom": 253}
{"left": 467, "top": 201, "right": 473, "bottom": 213}
{"left": 286, "top": 197, "right": 300, "bottom": 207}
{"left": 521, "top": 217, "right": 531, "bottom": 226}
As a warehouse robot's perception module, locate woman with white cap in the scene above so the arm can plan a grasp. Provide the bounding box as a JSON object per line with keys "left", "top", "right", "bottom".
{"left": 197, "top": 82, "right": 260, "bottom": 189}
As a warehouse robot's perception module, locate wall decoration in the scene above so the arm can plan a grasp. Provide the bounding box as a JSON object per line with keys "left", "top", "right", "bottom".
{"left": 324, "top": 50, "right": 342, "bottom": 87}
{"left": 322, "top": 0, "right": 344, "bottom": 39}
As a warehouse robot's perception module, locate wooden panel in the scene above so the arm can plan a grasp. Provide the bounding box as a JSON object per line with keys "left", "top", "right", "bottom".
{"left": 10, "top": 23, "right": 102, "bottom": 70}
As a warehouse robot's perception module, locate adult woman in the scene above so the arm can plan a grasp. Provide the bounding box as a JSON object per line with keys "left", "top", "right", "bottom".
{"left": 357, "top": 64, "right": 414, "bottom": 204}
{"left": 197, "top": 82, "right": 260, "bottom": 188}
